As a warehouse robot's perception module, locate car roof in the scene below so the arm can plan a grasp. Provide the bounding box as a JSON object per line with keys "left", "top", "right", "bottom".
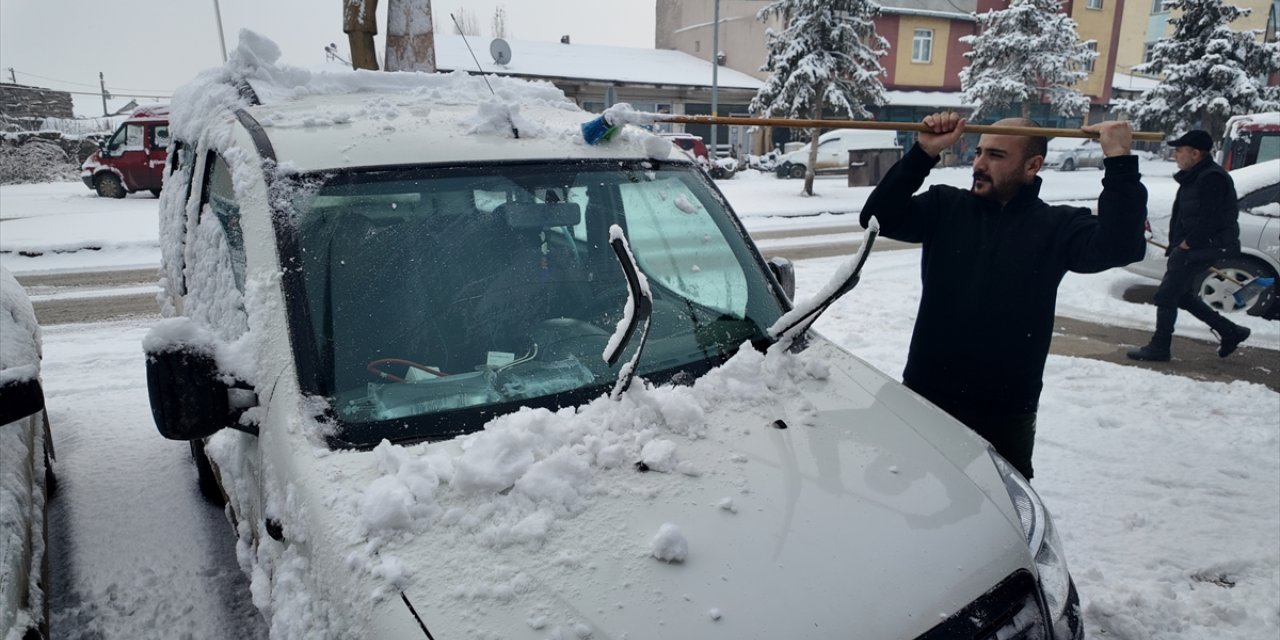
{"left": 169, "top": 33, "right": 682, "bottom": 174}
{"left": 238, "top": 91, "right": 651, "bottom": 173}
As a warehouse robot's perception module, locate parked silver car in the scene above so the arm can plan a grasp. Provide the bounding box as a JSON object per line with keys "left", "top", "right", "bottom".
{"left": 1043, "top": 138, "right": 1106, "bottom": 172}
{"left": 1125, "top": 159, "right": 1280, "bottom": 312}
{"left": 0, "top": 265, "right": 54, "bottom": 640}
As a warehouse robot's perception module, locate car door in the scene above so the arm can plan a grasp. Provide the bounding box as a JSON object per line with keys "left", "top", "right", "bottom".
{"left": 145, "top": 124, "right": 171, "bottom": 191}
{"left": 1238, "top": 183, "right": 1280, "bottom": 260}
{"left": 812, "top": 138, "right": 846, "bottom": 171}
{"left": 1082, "top": 140, "right": 1105, "bottom": 168}
{"left": 104, "top": 122, "right": 151, "bottom": 190}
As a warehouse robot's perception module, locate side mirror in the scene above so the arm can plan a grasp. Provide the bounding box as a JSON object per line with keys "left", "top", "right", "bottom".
{"left": 768, "top": 256, "right": 796, "bottom": 302}
{"left": 145, "top": 346, "right": 254, "bottom": 440}
{"left": 0, "top": 378, "right": 45, "bottom": 426}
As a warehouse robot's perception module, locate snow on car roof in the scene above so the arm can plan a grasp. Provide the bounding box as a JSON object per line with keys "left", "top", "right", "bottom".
{"left": 171, "top": 30, "right": 677, "bottom": 173}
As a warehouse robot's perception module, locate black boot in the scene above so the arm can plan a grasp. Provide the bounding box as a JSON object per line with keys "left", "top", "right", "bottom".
{"left": 1217, "top": 324, "right": 1251, "bottom": 357}
{"left": 1129, "top": 308, "right": 1175, "bottom": 362}
{"left": 1127, "top": 338, "right": 1171, "bottom": 361}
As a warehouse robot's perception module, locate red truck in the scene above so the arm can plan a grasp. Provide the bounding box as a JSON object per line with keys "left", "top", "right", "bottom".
{"left": 80, "top": 104, "right": 170, "bottom": 198}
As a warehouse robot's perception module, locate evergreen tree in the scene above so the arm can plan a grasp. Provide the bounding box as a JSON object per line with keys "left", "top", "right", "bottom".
{"left": 750, "top": 0, "right": 888, "bottom": 196}
{"left": 960, "top": 0, "right": 1097, "bottom": 119}
{"left": 1114, "top": 0, "right": 1280, "bottom": 139}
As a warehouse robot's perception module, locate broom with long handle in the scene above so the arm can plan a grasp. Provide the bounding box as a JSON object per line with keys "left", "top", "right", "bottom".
{"left": 654, "top": 114, "right": 1168, "bottom": 141}
{"left": 582, "top": 112, "right": 1168, "bottom": 144}
{"left": 1145, "top": 238, "right": 1274, "bottom": 307}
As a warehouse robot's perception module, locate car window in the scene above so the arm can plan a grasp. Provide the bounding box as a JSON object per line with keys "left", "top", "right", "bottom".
{"left": 287, "top": 161, "right": 785, "bottom": 442}
{"left": 106, "top": 123, "right": 145, "bottom": 153}
{"left": 619, "top": 176, "right": 748, "bottom": 317}
{"left": 1255, "top": 135, "right": 1280, "bottom": 166}
{"left": 205, "top": 155, "right": 247, "bottom": 291}
{"left": 153, "top": 125, "right": 171, "bottom": 150}
{"left": 1240, "top": 183, "right": 1280, "bottom": 218}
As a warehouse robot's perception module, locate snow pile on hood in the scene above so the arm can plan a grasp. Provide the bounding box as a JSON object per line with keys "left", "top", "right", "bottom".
{"left": 342, "top": 340, "right": 827, "bottom": 612}
{"left": 0, "top": 265, "right": 41, "bottom": 384}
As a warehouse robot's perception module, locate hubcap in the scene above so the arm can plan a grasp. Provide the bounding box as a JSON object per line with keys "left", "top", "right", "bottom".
{"left": 1199, "top": 268, "right": 1257, "bottom": 312}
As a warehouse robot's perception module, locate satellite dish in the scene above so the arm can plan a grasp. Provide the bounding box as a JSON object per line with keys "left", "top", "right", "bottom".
{"left": 490, "top": 38, "right": 512, "bottom": 65}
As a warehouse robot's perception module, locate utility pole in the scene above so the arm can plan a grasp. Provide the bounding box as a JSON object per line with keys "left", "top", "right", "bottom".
{"left": 710, "top": 0, "right": 720, "bottom": 160}
{"left": 100, "top": 71, "right": 109, "bottom": 117}
{"left": 212, "top": 0, "right": 229, "bottom": 63}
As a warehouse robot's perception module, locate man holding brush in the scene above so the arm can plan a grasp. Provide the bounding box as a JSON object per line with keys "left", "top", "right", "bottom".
{"left": 859, "top": 112, "right": 1147, "bottom": 480}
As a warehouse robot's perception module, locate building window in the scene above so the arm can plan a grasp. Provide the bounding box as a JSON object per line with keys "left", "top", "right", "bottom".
{"left": 1143, "top": 42, "right": 1157, "bottom": 63}
{"left": 1087, "top": 0, "right": 1102, "bottom": 8}
{"left": 1151, "top": 0, "right": 1167, "bottom": 13}
{"left": 1084, "top": 42, "right": 1098, "bottom": 72}
{"left": 911, "top": 29, "right": 933, "bottom": 63}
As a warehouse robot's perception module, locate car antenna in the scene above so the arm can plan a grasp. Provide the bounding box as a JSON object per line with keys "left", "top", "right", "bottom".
{"left": 451, "top": 14, "right": 519, "bottom": 139}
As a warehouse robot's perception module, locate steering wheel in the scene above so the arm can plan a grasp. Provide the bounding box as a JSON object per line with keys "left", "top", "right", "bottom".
{"left": 367, "top": 358, "right": 449, "bottom": 383}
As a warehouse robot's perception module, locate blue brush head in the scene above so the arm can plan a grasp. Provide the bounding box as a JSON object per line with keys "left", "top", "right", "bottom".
{"left": 581, "top": 114, "right": 619, "bottom": 145}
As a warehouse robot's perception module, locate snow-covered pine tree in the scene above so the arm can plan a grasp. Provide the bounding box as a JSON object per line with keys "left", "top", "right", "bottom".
{"left": 960, "top": 0, "right": 1097, "bottom": 119}
{"left": 1114, "top": 0, "right": 1280, "bottom": 139}
{"left": 750, "top": 0, "right": 888, "bottom": 196}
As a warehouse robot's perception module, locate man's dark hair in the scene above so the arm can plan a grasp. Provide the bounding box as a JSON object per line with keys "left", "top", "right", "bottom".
{"left": 995, "top": 117, "right": 1048, "bottom": 161}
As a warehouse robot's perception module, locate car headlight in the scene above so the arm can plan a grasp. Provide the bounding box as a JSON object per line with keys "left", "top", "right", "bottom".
{"left": 989, "top": 449, "right": 1075, "bottom": 632}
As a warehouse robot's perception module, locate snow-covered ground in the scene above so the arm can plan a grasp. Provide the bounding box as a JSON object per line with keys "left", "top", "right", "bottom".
{"left": 1, "top": 161, "right": 1277, "bottom": 639}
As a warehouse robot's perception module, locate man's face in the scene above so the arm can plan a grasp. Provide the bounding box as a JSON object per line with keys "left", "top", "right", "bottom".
{"left": 1173, "top": 146, "right": 1202, "bottom": 171}
{"left": 971, "top": 134, "right": 1043, "bottom": 204}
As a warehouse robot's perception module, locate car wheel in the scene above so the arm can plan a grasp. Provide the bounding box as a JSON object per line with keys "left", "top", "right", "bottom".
{"left": 1194, "top": 256, "right": 1278, "bottom": 313}
{"left": 1062, "top": 158, "right": 1075, "bottom": 172}
{"left": 191, "top": 439, "right": 227, "bottom": 506}
{"left": 94, "top": 173, "right": 127, "bottom": 199}
{"left": 150, "top": 188, "right": 162, "bottom": 197}
{"left": 788, "top": 164, "right": 806, "bottom": 179}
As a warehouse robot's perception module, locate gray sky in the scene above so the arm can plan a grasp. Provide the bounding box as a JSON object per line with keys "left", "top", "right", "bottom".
{"left": 0, "top": 0, "right": 657, "bottom": 116}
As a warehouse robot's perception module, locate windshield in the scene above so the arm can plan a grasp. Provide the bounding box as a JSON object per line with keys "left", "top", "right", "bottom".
{"left": 288, "top": 160, "right": 786, "bottom": 446}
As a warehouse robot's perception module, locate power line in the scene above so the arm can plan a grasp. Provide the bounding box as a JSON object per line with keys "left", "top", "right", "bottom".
{"left": 0, "top": 84, "right": 169, "bottom": 100}
{"left": 8, "top": 70, "right": 172, "bottom": 94}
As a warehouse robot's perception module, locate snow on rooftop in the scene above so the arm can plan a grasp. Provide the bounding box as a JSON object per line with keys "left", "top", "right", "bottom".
{"left": 434, "top": 34, "right": 764, "bottom": 91}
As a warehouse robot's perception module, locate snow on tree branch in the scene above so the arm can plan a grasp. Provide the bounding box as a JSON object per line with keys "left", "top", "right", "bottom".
{"left": 1113, "top": 0, "right": 1280, "bottom": 139}
{"left": 960, "top": 0, "right": 1096, "bottom": 119}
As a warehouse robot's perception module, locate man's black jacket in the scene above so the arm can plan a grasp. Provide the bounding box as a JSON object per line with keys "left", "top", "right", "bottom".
{"left": 859, "top": 144, "right": 1147, "bottom": 416}
{"left": 1167, "top": 157, "right": 1239, "bottom": 258}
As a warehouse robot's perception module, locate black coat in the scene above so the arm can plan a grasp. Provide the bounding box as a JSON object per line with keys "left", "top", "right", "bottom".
{"left": 1167, "top": 157, "right": 1239, "bottom": 259}
{"left": 859, "top": 144, "right": 1147, "bottom": 416}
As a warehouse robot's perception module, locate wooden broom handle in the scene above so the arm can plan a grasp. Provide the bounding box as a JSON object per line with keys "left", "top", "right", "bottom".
{"left": 655, "top": 114, "right": 1166, "bottom": 141}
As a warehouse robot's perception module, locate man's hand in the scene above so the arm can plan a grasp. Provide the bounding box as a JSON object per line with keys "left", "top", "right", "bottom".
{"left": 918, "top": 112, "right": 965, "bottom": 158}
{"left": 1081, "top": 120, "right": 1133, "bottom": 157}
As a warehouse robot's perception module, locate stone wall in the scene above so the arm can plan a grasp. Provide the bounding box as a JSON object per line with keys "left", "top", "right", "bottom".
{"left": 0, "top": 82, "right": 75, "bottom": 122}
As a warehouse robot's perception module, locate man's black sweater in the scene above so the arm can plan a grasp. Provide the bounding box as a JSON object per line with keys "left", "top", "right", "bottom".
{"left": 859, "top": 144, "right": 1147, "bottom": 416}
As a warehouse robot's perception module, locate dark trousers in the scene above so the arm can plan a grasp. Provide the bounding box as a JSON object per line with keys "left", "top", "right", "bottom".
{"left": 951, "top": 410, "right": 1038, "bottom": 480}
{"left": 1153, "top": 249, "right": 1236, "bottom": 341}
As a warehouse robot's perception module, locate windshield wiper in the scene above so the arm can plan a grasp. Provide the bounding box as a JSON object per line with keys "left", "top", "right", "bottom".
{"left": 767, "top": 217, "right": 880, "bottom": 344}
{"left": 601, "top": 224, "right": 654, "bottom": 400}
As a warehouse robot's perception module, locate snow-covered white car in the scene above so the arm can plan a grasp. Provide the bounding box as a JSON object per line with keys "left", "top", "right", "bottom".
{"left": 775, "top": 129, "right": 900, "bottom": 179}
{"left": 144, "top": 32, "right": 1083, "bottom": 639}
{"left": 0, "top": 265, "right": 54, "bottom": 640}
{"left": 1043, "top": 138, "right": 1105, "bottom": 172}
{"left": 1125, "top": 159, "right": 1280, "bottom": 312}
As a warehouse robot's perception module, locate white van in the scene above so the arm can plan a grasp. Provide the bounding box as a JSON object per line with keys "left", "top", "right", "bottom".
{"left": 775, "top": 129, "right": 901, "bottom": 179}
{"left": 143, "top": 32, "right": 1083, "bottom": 639}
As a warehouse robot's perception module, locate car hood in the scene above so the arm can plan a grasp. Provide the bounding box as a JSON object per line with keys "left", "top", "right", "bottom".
{"left": 304, "top": 340, "right": 1029, "bottom": 639}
